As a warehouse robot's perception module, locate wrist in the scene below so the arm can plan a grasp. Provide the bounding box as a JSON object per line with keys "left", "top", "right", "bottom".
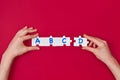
{"left": 100, "top": 54, "right": 115, "bottom": 65}
{"left": 104, "top": 56, "right": 118, "bottom": 67}
{"left": 3, "top": 50, "right": 16, "bottom": 61}
{"left": 103, "top": 56, "right": 120, "bottom": 80}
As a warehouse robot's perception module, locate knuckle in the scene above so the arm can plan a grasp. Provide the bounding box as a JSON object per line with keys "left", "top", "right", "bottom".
{"left": 27, "top": 35, "right": 32, "bottom": 38}
{"left": 99, "top": 42, "right": 105, "bottom": 46}
{"left": 99, "top": 41, "right": 107, "bottom": 47}
{"left": 16, "top": 30, "right": 24, "bottom": 36}
{"left": 93, "top": 50, "right": 97, "bottom": 54}
{"left": 25, "top": 47, "right": 29, "bottom": 51}
{"left": 26, "top": 47, "right": 32, "bottom": 51}
{"left": 22, "top": 47, "right": 28, "bottom": 53}
{"left": 24, "top": 30, "right": 28, "bottom": 33}
{"left": 16, "top": 31, "right": 21, "bottom": 36}
{"left": 17, "top": 37, "right": 23, "bottom": 41}
{"left": 103, "top": 40, "right": 107, "bottom": 44}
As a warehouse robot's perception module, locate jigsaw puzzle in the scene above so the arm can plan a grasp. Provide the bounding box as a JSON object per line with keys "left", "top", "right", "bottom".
{"left": 32, "top": 35, "right": 89, "bottom": 47}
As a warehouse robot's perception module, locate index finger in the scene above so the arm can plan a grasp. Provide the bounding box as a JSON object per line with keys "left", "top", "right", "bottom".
{"left": 83, "top": 34, "right": 101, "bottom": 45}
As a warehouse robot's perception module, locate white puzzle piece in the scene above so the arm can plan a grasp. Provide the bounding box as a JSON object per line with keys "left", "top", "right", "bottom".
{"left": 32, "top": 36, "right": 72, "bottom": 46}
{"left": 32, "top": 36, "right": 50, "bottom": 46}
{"left": 74, "top": 36, "right": 89, "bottom": 46}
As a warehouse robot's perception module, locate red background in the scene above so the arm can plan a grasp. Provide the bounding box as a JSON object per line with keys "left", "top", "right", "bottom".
{"left": 0, "top": 0, "right": 120, "bottom": 80}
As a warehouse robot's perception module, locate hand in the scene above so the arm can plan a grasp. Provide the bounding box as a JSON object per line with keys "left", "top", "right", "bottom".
{"left": 4, "top": 26, "right": 40, "bottom": 59}
{"left": 82, "top": 34, "right": 113, "bottom": 63}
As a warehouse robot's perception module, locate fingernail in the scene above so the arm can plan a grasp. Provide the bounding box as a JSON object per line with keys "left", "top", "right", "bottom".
{"left": 37, "top": 47, "right": 40, "bottom": 50}
{"left": 24, "top": 26, "right": 27, "bottom": 29}
{"left": 82, "top": 47, "right": 85, "bottom": 49}
{"left": 29, "top": 27, "right": 33, "bottom": 29}
{"left": 84, "top": 34, "right": 87, "bottom": 36}
{"left": 36, "top": 33, "right": 39, "bottom": 36}
{"left": 34, "top": 29, "right": 37, "bottom": 31}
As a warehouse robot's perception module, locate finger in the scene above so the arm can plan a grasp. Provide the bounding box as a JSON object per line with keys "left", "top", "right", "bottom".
{"left": 16, "top": 26, "right": 28, "bottom": 36}
{"left": 18, "top": 26, "right": 27, "bottom": 32}
{"left": 27, "top": 46, "right": 40, "bottom": 51}
{"left": 22, "top": 33, "right": 39, "bottom": 41}
{"left": 83, "top": 34, "right": 101, "bottom": 45}
{"left": 93, "top": 43, "right": 96, "bottom": 48}
{"left": 23, "top": 28, "right": 37, "bottom": 35}
{"left": 88, "top": 41, "right": 93, "bottom": 47}
{"left": 20, "top": 26, "right": 34, "bottom": 34}
{"left": 28, "top": 27, "right": 33, "bottom": 29}
{"left": 22, "top": 26, "right": 28, "bottom": 30}
{"left": 82, "top": 46, "right": 96, "bottom": 53}
{"left": 27, "top": 29, "right": 37, "bottom": 33}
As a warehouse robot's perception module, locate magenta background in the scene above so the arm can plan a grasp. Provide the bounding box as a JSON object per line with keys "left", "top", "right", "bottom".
{"left": 0, "top": 0, "right": 120, "bottom": 80}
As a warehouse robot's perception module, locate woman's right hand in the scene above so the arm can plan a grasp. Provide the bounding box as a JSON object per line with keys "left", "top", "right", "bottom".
{"left": 82, "top": 34, "right": 113, "bottom": 63}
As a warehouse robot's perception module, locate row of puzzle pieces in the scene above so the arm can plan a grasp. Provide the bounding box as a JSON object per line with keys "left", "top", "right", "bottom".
{"left": 32, "top": 36, "right": 89, "bottom": 47}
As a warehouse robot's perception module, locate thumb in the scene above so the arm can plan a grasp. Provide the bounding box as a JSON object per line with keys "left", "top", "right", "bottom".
{"left": 27, "top": 46, "right": 40, "bottom": 51}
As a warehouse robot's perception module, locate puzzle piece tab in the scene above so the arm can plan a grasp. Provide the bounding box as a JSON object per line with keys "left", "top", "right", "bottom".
{"left": 74, "top": 36, "right": 89, "bottom": 46}
{"left": 32, "top": 36, "right": 72, "bottom": 46}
